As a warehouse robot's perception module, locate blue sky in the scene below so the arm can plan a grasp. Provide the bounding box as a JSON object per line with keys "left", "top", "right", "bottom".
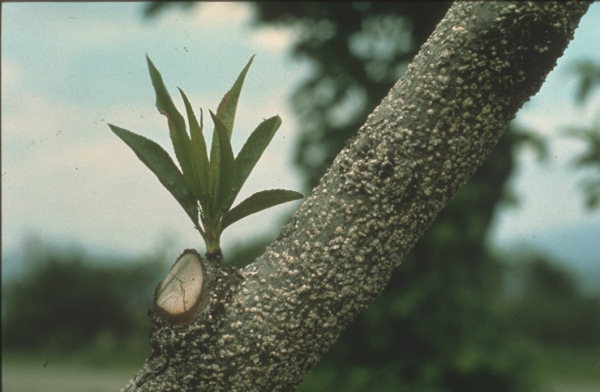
{"left": 2, "top": 3, "right": 600, "bottom": 271}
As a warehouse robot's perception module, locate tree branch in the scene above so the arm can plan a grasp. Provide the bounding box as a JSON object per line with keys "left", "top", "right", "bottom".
{"left": 123, "top": 2, "right": 591, "bottom": 391}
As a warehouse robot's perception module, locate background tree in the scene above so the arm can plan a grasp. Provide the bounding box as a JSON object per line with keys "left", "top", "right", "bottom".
{"left": 2, "top": 241, "right": 163, "bottom": 361}
{"left": 508, "top": 256, "right": 600, "bottom": 347}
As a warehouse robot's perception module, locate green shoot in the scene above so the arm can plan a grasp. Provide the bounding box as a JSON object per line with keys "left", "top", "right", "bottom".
{"left": 109, "top": 56, "right": 302, "bottom": 260}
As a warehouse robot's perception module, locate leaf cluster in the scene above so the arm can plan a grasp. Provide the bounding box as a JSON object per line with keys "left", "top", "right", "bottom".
{"left": 109, "top": 56, "right": 302, "bottom": 257}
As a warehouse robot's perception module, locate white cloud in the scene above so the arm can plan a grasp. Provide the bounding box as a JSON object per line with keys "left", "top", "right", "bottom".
{"left": 1, "top": 59, "right": 24, "bottom": 88}
{"left": 250, "top": 27, "right": 298, "bottom": 53}
{"left": 3, "top": 94, "right": 76, "bottom": 142}
{"left": 187, "top": 2, "right": 252, "bottom": 29}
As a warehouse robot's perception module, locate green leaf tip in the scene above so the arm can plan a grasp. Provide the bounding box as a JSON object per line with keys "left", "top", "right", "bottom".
{"left": 109, "top": 55, "right": 302, "bottom": 261}
{"left": 215, "top": 55, "right": 255, "bottom": 140}
{"left": 146, "top": 56, "right": 192, "bottom": 188}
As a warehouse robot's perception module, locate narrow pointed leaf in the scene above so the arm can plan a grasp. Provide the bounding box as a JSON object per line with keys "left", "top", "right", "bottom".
{"left": 109, "top": 124, "right": 198, "bottom": 226}
{"left": 208, "top": 124, "right": 220, "bottom": 216}
{"left": 146, "top": 56, "right": 193, "bottom": 179}
{"left": 209, "top": 111, "right": 235, "bottom": 215}
{"left": 228, "top": 115, "right": 282, "bottom": 209}
{"left": 179, "top": 88, "right": 209, "bottom": 206}
{"left": 220, "top": 189, "right": 303, "bottom": 232}
{"left": 216, "top": 55, "right": 255, "bottom": 139}
{"left": 207, "top": 56, "right": 254, "bottom": 194}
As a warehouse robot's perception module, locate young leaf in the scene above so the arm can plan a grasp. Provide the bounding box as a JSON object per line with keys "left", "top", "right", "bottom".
{"left": 146, "top": 56, "right": 193, "bottom": 180}
{"left": 227, "top": 115, "right": 282, "bottom": 209}
{"left": 208, "top": 127, "right": 220, "bottom": 217}
{"left": 220, "top": 189, "right": 303, "bottom": 232}
{"left": 109, "top": 124, "right": 199, "bottom": 226}
{"left": 209, "top": 111, "right": 235, "bottom": 215}
{"left": 216, "top": 55, "right": 255, "bottom": 139}
{"left": 207, "top": 56, "right": 255, "bottom": 205}
{"left": 179, "top": 88, "right": 209, "bottom": 206}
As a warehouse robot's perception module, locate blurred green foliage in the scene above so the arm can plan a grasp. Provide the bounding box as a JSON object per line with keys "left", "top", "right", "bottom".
{"left": 572, "top": 60, "right": 600, "bottom": 104}
{"left": 567, "top": 59, "right": 600, "bottom": 209}
{"left": 507, "top": 256, "right": 600, "bottom": 347}
{"left": 2, "top": 243, "right": 163, "bottom": 361}
{"left": 252, "top": 2, "right": 452, "bottom": 189}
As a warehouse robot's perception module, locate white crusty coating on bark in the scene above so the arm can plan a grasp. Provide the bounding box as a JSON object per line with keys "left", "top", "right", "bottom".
{"left": 123, "top": 2, "right": 590, "bottom": 391}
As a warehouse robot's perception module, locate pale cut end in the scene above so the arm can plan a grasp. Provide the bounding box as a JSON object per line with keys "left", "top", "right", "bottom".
{"left": 154, "top": 249, "right": 205, "bottom": 325}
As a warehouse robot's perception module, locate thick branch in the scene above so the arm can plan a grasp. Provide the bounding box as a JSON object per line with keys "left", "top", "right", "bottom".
{"left": 124, "top": 2, "right": 590, "bottom": 391}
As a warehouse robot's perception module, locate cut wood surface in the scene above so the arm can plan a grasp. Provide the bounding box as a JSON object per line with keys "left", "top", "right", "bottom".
{"left": 154, "top": 250, "right": 206, "bottom": 325}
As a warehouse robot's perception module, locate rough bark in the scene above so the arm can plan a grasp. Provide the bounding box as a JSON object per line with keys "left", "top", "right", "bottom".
{"left": 122, "top": 2, "right": 591, "bottom": 391}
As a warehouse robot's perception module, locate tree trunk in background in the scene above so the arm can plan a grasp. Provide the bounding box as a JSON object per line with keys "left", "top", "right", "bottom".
{"left": 123, "top": 3, "right": 590, "bottom": 391}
